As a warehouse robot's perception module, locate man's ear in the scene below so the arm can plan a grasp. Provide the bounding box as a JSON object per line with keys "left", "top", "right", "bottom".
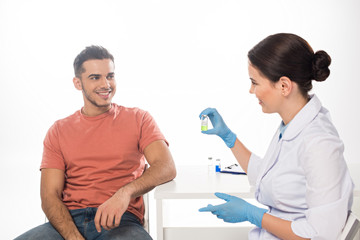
{"left": 278, "top": 76, "right": 292, "bottom": 97}
{"left": 73, "top": 77, "right": 82, "bottom": 90}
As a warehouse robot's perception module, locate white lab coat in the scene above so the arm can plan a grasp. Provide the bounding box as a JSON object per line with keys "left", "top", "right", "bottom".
{"left": 247, "top": 94, "right": 354, "bottom": 239}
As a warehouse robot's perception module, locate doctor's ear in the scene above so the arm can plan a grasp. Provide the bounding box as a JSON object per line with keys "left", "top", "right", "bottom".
{"left": 278, "top": 76, "right": 292, "bottom": 96}
{"left": 73, "top": 77, "right": 83, "bottom": 91}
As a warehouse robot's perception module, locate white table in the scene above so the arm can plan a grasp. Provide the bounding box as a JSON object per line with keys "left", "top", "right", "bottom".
{"left": 154, "top": 165, "right": 253, "bottom": 240}
{"left": 154, "top": 163, "right": 360, "bottom": 240}
{"left": 350, "top": 163, "right": 360, "bottom": 198}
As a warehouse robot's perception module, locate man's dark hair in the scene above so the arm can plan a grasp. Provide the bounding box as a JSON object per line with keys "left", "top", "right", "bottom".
{"left": 73, "top": 45, "right": 114, "bottom": 78}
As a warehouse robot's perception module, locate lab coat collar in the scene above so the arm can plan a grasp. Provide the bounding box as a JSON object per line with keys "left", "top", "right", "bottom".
{"left": 280, "top": 94, "right": 322, "bottom": 141}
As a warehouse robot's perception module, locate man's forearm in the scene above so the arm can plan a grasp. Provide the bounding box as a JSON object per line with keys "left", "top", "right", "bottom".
{"left": 42, "top": 196, "right": 84, "bottom": 240}
{"left": 120, "top": 140, "right": 176, "bottom": 199}
{"left": 94, "top": 160, "right": 176, "bottom": 232}
{"left": 120, "top": 160, "right": 176, "bottom": 199}
{"left": 94, "top": 140, "right": 176, "bottom": 231}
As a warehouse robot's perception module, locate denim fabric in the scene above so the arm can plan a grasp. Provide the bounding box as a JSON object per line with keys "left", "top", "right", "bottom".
{"left": 14, "top": 209, "right": 152, "bottom": 240}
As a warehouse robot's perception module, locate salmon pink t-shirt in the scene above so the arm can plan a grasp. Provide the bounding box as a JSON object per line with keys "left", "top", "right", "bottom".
{"left": 40, "top": 104, "right": 167, "bottom": 223}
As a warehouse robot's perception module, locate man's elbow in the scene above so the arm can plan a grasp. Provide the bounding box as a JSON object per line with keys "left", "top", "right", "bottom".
{"left": 168, "top": 164, "right": 176, "bottom": 181}
{"left": 161, "top": 160, "right": 176, "bottom": 183}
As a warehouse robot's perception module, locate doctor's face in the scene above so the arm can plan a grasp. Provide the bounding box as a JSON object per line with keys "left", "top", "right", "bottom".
{"left": 248, "top": 62, "right": 282, "bottom": 114}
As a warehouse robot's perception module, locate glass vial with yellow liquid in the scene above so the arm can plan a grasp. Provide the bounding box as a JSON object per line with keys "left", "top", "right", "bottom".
{"left": 201, "top": 115, "right": 208, "bottom": 131}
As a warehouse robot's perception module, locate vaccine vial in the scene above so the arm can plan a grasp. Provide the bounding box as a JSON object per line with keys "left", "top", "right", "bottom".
{"left": 201, "top": 115, "right": 208, "bottom": 131}
{"left": 208, "top": 157, "right": 213, "bottom": 174}
{"left": 215, "top": 158, "right": 221, "bottom": 172}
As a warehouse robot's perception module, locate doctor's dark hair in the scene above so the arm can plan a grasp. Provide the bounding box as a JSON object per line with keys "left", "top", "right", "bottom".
{"left": 73, "top": 45, "right": 114, "bottom": 78}
{"left": 248, "top": 33, "right": 331, "bottom": 97}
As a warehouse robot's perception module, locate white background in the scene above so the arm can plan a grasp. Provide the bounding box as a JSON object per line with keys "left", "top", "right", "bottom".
{"left": 1, "top": 0, "right": 360, "bottom": 239}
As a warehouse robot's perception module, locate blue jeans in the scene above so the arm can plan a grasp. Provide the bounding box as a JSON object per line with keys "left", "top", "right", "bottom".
{"left": 15, "top": 208, "right": 152, "bottom": 240}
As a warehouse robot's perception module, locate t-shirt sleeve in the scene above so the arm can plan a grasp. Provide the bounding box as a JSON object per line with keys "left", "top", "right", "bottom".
{"left": 138, "top": 111, "right": 168, "bottom": 154}
{"left": 40, "top": 122, "right": 65, "bottom": 171}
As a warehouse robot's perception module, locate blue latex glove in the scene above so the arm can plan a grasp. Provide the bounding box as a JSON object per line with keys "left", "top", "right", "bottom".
{"left": 199, "top": 192, "right": 267, "bottom": 228}
{"left": 199, "top": 108, "right": 236, "bottom": 148}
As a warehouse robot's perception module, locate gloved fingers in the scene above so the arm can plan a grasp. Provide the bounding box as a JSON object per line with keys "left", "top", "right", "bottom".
{"left": 199, "top": 108, "right": 214, "bottom": 119}
{"left": 199, "top": 108, "right": 218, "bottom": 119}
{"left": 198, "top": 109, "right": 208, "bottom": 119}
{"left": 198, "top": 204, "right": 214, "bottom": 212}
{"left": 201, "top": 128, "right": 217, "bottom": 135}
{"left": 200, "top": 203, "right": 226, "bottom": 216}
{"left": 215, "top": 192, "right": 234, "bottom": 202}
{"left": 204, "top": 211, "right": 231, "bottom": 223}
{"left": 207, "top": 203, "right": 228, "bottom": 215}
{"left": 222, "top": 217, "right": 237, "bottom": 223}
{"left": 216, "top": 214, "right": 225, "bottom": 220}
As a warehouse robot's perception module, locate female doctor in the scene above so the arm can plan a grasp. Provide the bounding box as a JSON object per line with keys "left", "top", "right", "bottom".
{"left": 199, "top": 33, "right": 354, "bottom": 239}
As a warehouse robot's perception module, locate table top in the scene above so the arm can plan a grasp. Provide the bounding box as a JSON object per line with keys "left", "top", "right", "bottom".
{"left": 154, "top": 165, "right": 253, "bottom": 199}
{"left": 349, "top": 162, "right": 360, "bottom": 197}
{"left": 154, "top": 163, "right": 360, "bottom": 199}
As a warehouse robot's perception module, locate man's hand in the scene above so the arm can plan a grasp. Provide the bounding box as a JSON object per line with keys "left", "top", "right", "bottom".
{"left": 94, "top": 189, "right": 131, "bottom": 232}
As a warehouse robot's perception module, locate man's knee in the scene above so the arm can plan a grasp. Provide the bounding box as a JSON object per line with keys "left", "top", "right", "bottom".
{"left": 14, "top": 223, "right": 63, "bottom": 240}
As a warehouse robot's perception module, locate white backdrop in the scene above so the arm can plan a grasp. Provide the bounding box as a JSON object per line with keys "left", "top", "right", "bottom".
{"left": 1, "top": 0, "right": 360, "bottom": 239}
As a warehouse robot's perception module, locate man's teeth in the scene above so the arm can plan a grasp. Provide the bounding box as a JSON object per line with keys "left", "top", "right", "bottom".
{"left": 98, "top": 92, "right": 110, "bottom": 95}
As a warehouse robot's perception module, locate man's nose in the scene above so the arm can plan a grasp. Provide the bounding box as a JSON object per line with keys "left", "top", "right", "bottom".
{"left": 100, "top": 77, "right": 111, "bottom": 88}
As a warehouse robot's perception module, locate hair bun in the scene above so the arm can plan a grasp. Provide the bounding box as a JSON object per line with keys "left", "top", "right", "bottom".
{"left": 312, "top": 50, "right": 331, "bottom": 82}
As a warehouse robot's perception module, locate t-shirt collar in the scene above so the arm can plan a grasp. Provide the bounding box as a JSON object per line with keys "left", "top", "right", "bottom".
{"left": 79, "top": 104, "right": 115, "bottom": 120}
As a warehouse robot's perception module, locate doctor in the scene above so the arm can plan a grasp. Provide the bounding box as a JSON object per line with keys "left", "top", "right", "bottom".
{"left": 199, "top": 33, "right": 354, "bottom": 239}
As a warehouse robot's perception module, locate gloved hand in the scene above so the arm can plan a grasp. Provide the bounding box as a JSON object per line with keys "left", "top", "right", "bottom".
{"left": 199, "top": 108, "right": 236, "bottom": 148}
{"left": 199, "top": 192, "right": 267, "bottom": 228}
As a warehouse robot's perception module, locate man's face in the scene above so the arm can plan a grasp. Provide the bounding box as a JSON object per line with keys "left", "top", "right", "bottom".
{"left": 73, "top": 59, "right": 116, "bottom": 116}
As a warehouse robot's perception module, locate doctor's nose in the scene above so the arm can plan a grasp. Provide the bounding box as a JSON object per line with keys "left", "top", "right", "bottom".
{"left": 249, "top": 84, "right": 255, "bottom": 94}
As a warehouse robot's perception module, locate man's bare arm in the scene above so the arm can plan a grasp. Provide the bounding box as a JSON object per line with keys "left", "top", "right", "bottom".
{"left": 41, "top": 168, "right": 84, "bottom": 240}
{"left": 123, "top": 139, "right": 177, "bottom": 198}
{"left": 94, "top": 140, "right": 176, "bottom": 232}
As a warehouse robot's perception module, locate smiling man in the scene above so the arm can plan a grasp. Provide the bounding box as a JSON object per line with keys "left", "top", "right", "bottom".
{"left": 15, "top": 46, "right": 176, "bottom": 240}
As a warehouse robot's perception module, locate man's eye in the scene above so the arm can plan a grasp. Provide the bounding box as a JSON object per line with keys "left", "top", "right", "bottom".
{"left": 107, "top": 75, "right": 115, "bottom": 80}
{"left": 91, "top": 77, "right": 99, "bottom": 80}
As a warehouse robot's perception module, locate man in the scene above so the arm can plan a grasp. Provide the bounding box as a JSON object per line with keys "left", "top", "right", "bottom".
{"left": 16, "top": 46, "right": 176, "bottom": 240}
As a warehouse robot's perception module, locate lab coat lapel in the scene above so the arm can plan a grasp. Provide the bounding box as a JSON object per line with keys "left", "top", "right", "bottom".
{"left": 255, "top": 94, "right": 322, "bottom": 199}
{"left": 255, "top": 129, "right": 283, "bottom": 199}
